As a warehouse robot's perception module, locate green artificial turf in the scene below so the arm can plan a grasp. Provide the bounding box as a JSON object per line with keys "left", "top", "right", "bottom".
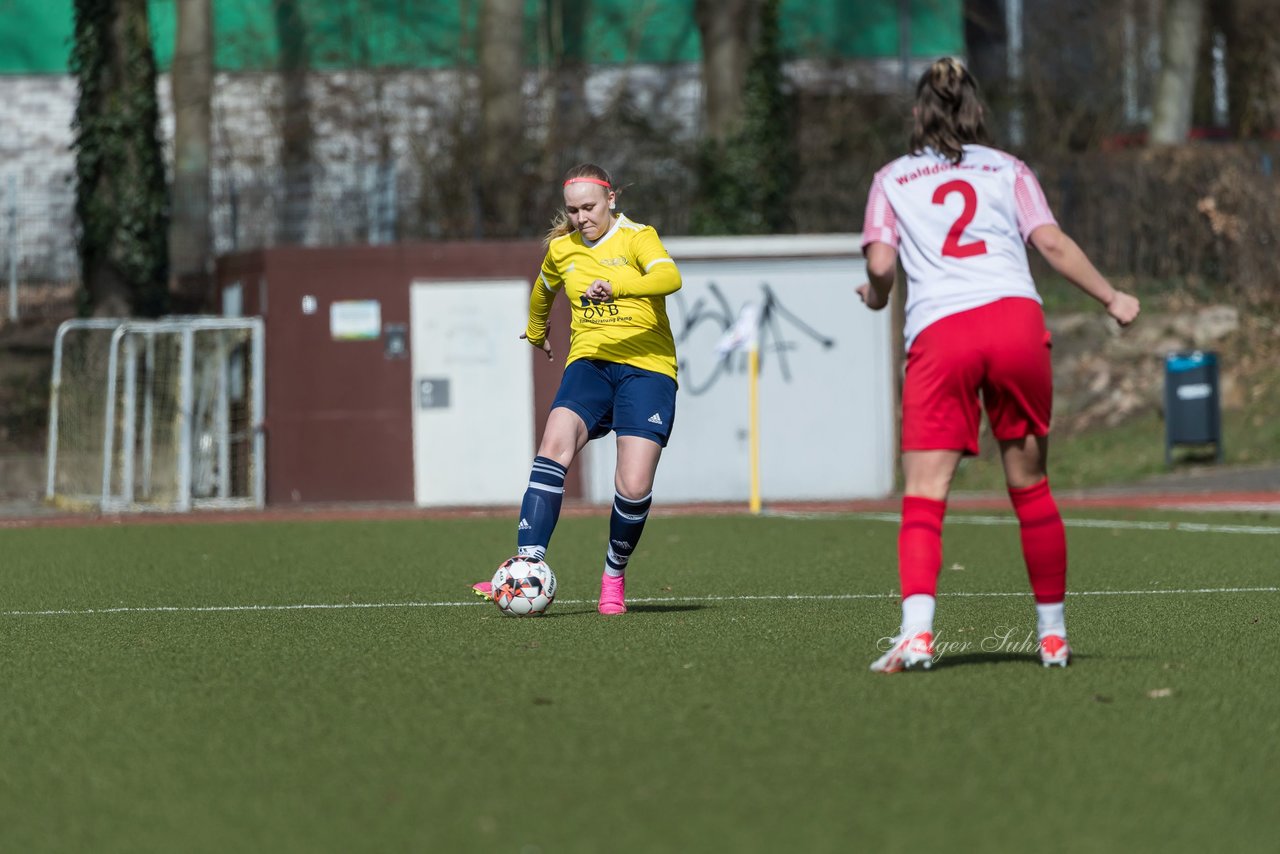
{"left": 950, "top": 398, "right": 1280, "bottom": 492}
{"left": 1, "top": 511, "right": 1277, "bottom": 853}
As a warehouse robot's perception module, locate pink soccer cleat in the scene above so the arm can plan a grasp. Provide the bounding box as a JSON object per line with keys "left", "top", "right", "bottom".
{"left": 1039, "top": 634, "right": 1071, "bottom": 668}
{"left": 472, "top": 581, "right": 494, "bottom": 600}
{"left": 598, "top": 573, "right": 627, "bottom": 615}
{"left": 869, "top": 631, "right": 935, "bottom": 673}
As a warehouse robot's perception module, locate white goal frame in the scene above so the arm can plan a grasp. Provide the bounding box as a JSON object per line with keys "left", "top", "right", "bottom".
{"left": 46, "top": 317, "right": 266, "bottom": 512}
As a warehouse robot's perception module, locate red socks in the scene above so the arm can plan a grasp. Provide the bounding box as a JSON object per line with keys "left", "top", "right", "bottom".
{"left": 898, "top": 481, "right": 1066, "bottom": 604}
{"left": 898, "top": 496, "right": 947, "bottom": 598}
{"left": 1008, "top": 478, "right": 1067, "bottom": 604}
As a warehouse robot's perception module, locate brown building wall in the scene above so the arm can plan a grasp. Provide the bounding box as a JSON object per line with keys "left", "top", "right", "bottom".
{"left": 215, "top": 243, "right": 576, "bottom": 505}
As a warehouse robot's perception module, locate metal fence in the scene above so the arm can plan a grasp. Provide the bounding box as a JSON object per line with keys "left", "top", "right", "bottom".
{"left": 1, "top": 173, "right": 79, "bottom": 325}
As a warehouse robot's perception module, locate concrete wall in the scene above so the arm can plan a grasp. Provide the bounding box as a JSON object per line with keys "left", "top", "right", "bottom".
{"left": 581, "top": 235, "right": 895, "bottom": 504}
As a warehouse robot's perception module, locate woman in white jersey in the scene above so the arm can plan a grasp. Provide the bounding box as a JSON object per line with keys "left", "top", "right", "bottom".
{"left": 859, "top": 57, "right": 1140, "bottom": 673}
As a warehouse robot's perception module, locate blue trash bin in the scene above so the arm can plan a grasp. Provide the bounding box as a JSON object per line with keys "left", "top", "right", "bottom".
{"left": 1164, "top": 351, "right": 1222, "bottom": 466}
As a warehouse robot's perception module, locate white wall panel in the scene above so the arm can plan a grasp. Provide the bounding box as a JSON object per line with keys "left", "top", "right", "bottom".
{"left": 410, "top": 280, "right": 534, "bottom": 506}
{"left": 582, "top": 245, "right": 894, "bottom": 504}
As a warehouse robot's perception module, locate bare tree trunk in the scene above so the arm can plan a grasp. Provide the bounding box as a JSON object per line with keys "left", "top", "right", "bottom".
{"left": 546, "top": 0, "right": 590, "bottom": 169}
{"left": 1222, "top": 0, "right": 1280, "bottom": 137}
{"left": 170, "top": 0, "right": 212, "bottom": 309}
{"left": 695, "top": 0, "right": 760, "bottom": 142}
{"left": 1150, "top": 0, "right": 1205, "bottom": 144}
{"left": 478, "top": 0, "right": 525, "bottom": 237}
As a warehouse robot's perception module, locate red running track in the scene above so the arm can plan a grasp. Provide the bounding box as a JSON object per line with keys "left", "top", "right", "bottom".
{"left": 2, "top": 491, "right": 1278, "bottom": 530}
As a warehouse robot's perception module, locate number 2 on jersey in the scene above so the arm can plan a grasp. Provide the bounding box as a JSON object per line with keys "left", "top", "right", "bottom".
{"left": 932, "top": 179, "right": 988, "bottom": 258}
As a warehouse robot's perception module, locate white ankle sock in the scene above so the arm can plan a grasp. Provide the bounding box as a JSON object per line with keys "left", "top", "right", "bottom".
{"left": 901, "top": 594, "right": 936, "bottom": 636}
{"left": 1036, "top": 602, "right": 1066, "bottom": 639}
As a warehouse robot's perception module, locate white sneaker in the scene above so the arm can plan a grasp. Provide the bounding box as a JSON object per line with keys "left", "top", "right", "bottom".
{"left": 1040, "top": 634, "right": 1071, "bottom": 668}
{"left": 869, "top": 631, "right": 935, "bottom": 673}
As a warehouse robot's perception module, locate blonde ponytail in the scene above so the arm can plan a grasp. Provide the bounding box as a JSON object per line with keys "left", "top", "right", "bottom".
{"left": 545, "top": 212, "right": 573, "bottom": 245}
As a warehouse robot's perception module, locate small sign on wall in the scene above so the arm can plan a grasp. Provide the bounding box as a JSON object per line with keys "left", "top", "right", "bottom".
{"left": 418, "top": 378, "right": 450, "bottom": 409}
{"left": 331, "top": 300, "right": 381, "bottom": 340}
{"left": 384, "top": 323, "right": 407, "bottom": 359}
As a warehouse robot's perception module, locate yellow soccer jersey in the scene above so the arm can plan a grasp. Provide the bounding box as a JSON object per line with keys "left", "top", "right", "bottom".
{"left": 525, "top": 214, "right": 682, "bottom": 381}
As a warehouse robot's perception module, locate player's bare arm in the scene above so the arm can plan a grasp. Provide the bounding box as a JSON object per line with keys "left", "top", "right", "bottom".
{"left": 857, "top": 242, "right": 897, "bottom": 311}
{"left": 1029, "top": 224, "right": 1140, "bottom": 327}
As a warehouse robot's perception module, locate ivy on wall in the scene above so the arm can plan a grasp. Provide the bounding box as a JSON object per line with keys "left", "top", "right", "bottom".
{"left": 71, "top": 0, "right": 170, "bottom": 316}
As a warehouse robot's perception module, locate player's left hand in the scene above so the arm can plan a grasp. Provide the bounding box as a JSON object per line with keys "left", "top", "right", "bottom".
{"left": 857, "top": 283, "right": 889, "bottom": 311}
{"left": 1106, "top": 290, "right": 1140, "bottom": 327}
{"left": 519, "top": 331, "right": 554, "bottom": 360}
{"left": 585, "top": 279, "right": 613, "bottom": 303}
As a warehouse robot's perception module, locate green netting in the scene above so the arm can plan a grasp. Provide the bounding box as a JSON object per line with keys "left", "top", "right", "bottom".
{"left": 1, "top": 0, "right": 961, "bottom": 75}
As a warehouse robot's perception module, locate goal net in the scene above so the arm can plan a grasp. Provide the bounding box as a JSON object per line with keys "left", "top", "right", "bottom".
{"left": 46, "top": 317, "right": 265, "bottom": 512}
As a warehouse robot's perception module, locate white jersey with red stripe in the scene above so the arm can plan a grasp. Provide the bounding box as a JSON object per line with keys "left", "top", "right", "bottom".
{"left": 861, "top": 144, "right": 1057, "bottom": 348}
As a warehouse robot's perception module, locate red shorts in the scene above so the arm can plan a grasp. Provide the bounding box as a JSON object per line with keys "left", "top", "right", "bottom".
{"left": 902, "top": 297, "right": 1052, "bottom": 456}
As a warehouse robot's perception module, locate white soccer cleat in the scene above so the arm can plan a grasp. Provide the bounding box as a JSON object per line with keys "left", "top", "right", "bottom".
{"left": 1039, "top": 634, "right": 1071, "bottom": 668}
{"left": 869, "top": 631, "right": 935, "bottom": 673}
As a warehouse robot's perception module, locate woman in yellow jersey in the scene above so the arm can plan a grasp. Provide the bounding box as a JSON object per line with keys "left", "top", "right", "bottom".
{"left": 473, "top": 163, "right": 682, "bottom": 614}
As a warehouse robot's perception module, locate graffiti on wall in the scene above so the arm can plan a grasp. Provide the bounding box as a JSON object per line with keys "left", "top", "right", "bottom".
{"left": 671, "top": 281, "right": 836, "bottom": 396}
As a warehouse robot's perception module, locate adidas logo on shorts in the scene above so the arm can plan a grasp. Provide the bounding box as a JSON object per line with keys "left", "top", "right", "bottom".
{"left": 647, "top": 412, "right": 663, "bottom": 425}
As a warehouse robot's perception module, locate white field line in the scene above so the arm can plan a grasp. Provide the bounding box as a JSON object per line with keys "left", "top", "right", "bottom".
{"left": 3, "top": 586, "right": 1278, "bottom": 619}
{"left": 826, "top": 512, "right": 1280, "bottom": 535}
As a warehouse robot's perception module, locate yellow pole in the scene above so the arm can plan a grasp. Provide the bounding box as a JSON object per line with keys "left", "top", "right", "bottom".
{"left": 748, "top": 345, "right": 761, "bottom": 514}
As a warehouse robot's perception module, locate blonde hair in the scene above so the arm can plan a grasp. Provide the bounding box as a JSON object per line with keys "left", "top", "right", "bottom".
{"left": 909, "top": 57, "right": 989, "bottom": 165}
{"left": 546, "top": 163, "right": 617, "bottom": 244}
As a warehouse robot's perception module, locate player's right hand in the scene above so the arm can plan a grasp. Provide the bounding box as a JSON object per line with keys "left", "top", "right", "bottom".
{"left": 585, "top": 279, "right": 613, "bottom": 303}
{"left": 520, "top": 331, "right": 554, "bottom": 360}
{"left": 1106, "top": 291, "right": 1140, "bottom": 327}
{"left": 857, "top": 283, "right": 889, "bottom": 311}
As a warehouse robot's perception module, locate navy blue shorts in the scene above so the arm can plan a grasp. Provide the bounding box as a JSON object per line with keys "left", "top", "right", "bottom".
{"left": 552, "top": 360, "right": 677, "bottom": 447}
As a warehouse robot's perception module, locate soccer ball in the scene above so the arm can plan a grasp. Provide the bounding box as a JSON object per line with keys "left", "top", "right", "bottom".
{"left": 491, "top": 557, "right": 557, "bottom": 617}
